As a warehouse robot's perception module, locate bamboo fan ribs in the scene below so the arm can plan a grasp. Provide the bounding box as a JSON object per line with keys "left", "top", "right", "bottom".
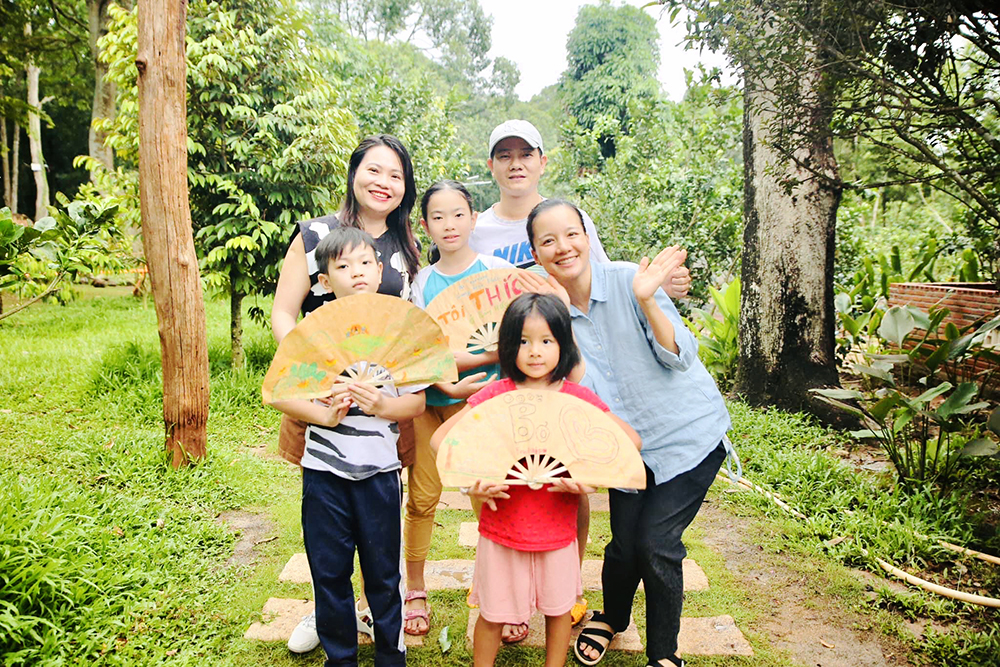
{"left": 425, "top": 268, "right": 534, "bottom": 353}
{"left": 262, "top": 293, "right": 458, "bottom": 404}
{"left": 437, "top": 389, "right": 646, "bottom": 490}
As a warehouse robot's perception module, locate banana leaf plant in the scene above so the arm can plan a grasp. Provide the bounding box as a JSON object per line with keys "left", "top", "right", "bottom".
{"left": 813, "top": 363, "right": 995, "bottom": 487}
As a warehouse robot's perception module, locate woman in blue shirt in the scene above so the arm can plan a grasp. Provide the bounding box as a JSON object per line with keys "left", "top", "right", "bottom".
{"left": 522, "top": 199, "right": 732, "bottom": 667}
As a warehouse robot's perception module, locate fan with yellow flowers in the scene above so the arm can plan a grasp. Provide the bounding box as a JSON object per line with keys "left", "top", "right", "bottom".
{"left": 436, "top": 389, "right": 646, "bottom": 490}
{"left": 262, "top": 293, "right": 458, "bottom": 404}
{"left": 424, "top": 268, "right": 534, "bottom": 354}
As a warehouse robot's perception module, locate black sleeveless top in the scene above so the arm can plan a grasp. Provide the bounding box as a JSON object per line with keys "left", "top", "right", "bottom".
{"left": 295, "top": 215, "right": 414, "bottom": 316}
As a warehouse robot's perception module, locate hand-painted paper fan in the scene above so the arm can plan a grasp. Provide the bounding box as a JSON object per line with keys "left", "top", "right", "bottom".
{"left": 262, "top": 293, "right": 458, "bottom": 404}
{"left": 424, "top": 268, "right": 534, "bottom": 353}
{"left": 436, "top": 389, "right": 646, "bottom": 490}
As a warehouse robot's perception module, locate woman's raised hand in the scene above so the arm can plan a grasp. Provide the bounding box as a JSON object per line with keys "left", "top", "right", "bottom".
{"left": 634, "top": 246, "right": 687, "bottom": 303}
{"left": 518, "top": 271, "right": 571, "bottom": 307}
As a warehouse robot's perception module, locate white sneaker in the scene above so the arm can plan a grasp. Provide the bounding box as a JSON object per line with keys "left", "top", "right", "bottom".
{"left": 355, "top": 600, "right": 375, "bottom": 639}
{"left": 287, "top": 611, "right": 320, "bottom": 653}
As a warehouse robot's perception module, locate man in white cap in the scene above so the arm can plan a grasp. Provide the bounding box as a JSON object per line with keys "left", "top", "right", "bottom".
{"left": 471, "top": 120, "right": 691, "bottom": 298}
{"left": 470, "top": 119, "right": 611, "bottom": 268}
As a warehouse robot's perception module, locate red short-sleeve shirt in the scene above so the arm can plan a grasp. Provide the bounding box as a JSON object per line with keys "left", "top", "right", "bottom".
{"left": 467, "top": 379, "right": 611, "bottom": 552}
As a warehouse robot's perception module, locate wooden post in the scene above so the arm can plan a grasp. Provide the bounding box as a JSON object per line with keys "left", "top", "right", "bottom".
{"left": 136, "top": 0, "right": 210, "bottom": 466}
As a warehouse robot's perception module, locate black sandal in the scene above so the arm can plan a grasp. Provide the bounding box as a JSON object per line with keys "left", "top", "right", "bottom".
{"left": 573, "top": 612, "right": 617, "bottom": 666}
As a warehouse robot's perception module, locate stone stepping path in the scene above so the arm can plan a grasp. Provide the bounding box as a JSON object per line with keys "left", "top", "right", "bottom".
{"left": 250, "top": 488, "right": 752, "bottom": 658}
{"left": 278, "top": 553, "right": 708, "bottom": 593}
{"left": 244, "top": 598, "right": 424, "bottom": 646}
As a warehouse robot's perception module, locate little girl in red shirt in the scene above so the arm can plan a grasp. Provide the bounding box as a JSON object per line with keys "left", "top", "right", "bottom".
{"left": 432, "top": 293, "right": 641, "bottom": 666}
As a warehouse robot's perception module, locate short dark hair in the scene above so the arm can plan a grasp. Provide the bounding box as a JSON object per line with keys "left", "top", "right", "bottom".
{"left": 525, "top": 199, "right": 587, "bottom": 250}
{"left": 315, "top": 227, "right": 378, "bottom": 274}
{"left": 497, "top": 293, "right": 581, "bottom": 384}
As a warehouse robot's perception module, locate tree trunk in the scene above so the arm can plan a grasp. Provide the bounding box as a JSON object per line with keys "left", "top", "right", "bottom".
{"left": 1, "top": 116, "right": 10, "bottom": 209}
{"left": 734, "top": 64, "right": 843, "bottom": 421}
{"left": 230, "top": 284, "right": 244, "bottom": 369}
{"left": 136, "top": 0, "right": 210, "bottom": 467}
{"left": 11, "top": 121, "right": 20, "bottom": 215}
{"left": 25, "top": 24, "right": 50, "bottom": 222}
{"left": 88, "top": 0, "right": 116, "bottom": 174}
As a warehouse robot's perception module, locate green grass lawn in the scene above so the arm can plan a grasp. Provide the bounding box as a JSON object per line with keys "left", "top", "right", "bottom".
{"left": 2, "top": 293, "right": 996, "bottom": 665}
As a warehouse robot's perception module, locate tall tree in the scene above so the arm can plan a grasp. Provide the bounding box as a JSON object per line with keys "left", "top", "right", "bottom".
{"left": 649, "top": 0, "right": 845, "bottom": 417}
{"left": 136, "top": 0, "right": 210, "bottom": 466}
{"left": 24, "top": 23, "right": 51, "bottom": 221}
{"left": 560, "top": 1, "right": 661, "bottom": 158}
{"left": 88, "top": 0, "right": 116, "bottom": 173}
{"left": 97, "top": 0, "right": 359, "bottom": 367}
{"left": 736, "top": 35, "right": 841, "bottom": 415}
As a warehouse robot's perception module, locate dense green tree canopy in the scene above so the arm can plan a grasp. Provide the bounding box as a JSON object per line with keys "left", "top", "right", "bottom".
{"left": 559, "top": 0, "right": 660, "bottom": 158}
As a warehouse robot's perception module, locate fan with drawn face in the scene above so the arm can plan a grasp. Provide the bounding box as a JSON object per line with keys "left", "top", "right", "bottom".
{"left": 436, "top": 389, "right": 646, "bottom": 490}
{"left": 424, "top": 268, "right": 534, "bottom": 354}
{"left": 262, "top": 293, "right": 458, "bottom": 404}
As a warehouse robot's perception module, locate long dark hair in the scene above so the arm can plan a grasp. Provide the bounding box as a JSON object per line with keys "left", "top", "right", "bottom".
{"left": 341, "top": 135, "right": 419, "bottom": 279}
{"left": 497, "top": 293, "right": 581, "bottom": 384}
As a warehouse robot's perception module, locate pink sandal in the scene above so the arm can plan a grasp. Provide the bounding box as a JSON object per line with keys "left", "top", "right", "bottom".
{"left": 403, "top": 589, "right": 431, "bottom": 636}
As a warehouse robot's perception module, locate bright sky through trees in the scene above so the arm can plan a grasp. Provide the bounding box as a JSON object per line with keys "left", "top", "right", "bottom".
{"left": 477, "top": 0, "right": 733, "bottom": 100}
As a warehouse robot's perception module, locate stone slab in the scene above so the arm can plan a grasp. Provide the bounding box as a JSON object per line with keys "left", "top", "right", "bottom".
{"left": 245, "top": 598, "right": 313, "bottom": 642}
{"left": 465, "top": 609, "right": 642, "bottom": 652}
{"left": 580, "top": 559, "right": 708, "bottom": 592}
{"left": 278, "top": 552, "right": 311, "bottom": 584}
{"left": 437, "top": 491, "right": 474, "bottom": 511}
{"left": 677, "top": 615, "right": 754, "bottom": 656}
{"left": 276, "top": 554, "right": 479, "bottom": 591}
{"left": 424, "top": 558, "right": 474, "bottom": 589}
{"left": 459, "top": 522, "right": 479, "bottom": 547}
{"left": 244, "top": 597, "right": 422, "bottom": 646}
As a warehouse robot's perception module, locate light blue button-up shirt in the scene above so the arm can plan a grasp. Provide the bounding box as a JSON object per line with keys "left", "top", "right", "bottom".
{"left": 571, "top": 261, "right": 731, "bottom": 485}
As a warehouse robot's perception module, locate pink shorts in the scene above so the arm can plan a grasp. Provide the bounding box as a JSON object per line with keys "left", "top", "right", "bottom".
{"left": 469, "top": 536, "right": 583, "bottom": 624}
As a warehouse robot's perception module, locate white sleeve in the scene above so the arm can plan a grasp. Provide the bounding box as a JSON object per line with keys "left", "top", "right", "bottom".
{"left": 479, "top": 254, "right": 514, "bottom": 269}
{"left": 411, "top": 267, "right": 431, "bottom": 308}
{"left": 580, "top": 209, "right": 610, "bottom": 263}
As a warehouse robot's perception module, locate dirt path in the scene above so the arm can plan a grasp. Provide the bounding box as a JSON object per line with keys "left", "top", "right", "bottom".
{"left": 695, "top": 498, "right": 914, "bottom": 666}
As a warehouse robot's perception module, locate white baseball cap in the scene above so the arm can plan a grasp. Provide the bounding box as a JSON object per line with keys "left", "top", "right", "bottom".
{"left": 488, "top": 120, "right": 544, "bottom": 157}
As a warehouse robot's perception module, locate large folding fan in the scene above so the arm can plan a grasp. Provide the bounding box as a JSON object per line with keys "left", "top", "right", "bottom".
{"left": 424, "top": 268, "right": 534, "bottom": 353}
{"left": 436, "top": 389, "right": 646, "bottom": 490}
{"left": 262, "top": 293, "right": 458, "bottom": 404}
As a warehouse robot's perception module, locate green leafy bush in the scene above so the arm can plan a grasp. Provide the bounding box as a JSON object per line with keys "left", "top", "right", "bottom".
{"left": 686, "top": 277, "right": 740, "bottom": 390}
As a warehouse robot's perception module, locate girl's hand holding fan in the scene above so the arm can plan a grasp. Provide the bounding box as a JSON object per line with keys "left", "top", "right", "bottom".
{"left": 466, "top": 479, "right": 511, "bottom": 512}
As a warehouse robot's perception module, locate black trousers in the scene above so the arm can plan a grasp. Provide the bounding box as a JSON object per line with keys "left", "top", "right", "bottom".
{"left": 601, "top": 443, "right": 726, "bottom": 664}
{"left": 302, "top": 468, "right": 405, "bottom": 667}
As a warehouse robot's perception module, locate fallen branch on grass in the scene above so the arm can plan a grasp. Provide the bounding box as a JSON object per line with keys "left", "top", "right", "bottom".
{"left": 713, "top": 473, "right": 1000, "bottom": 608}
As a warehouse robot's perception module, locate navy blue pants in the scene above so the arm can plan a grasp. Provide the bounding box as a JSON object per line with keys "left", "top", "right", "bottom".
{"left": 602, "top": 443, "right": 726, "bottom": 665}
{"left": 302, "top": 468, "right": 405, "bottom": 666}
